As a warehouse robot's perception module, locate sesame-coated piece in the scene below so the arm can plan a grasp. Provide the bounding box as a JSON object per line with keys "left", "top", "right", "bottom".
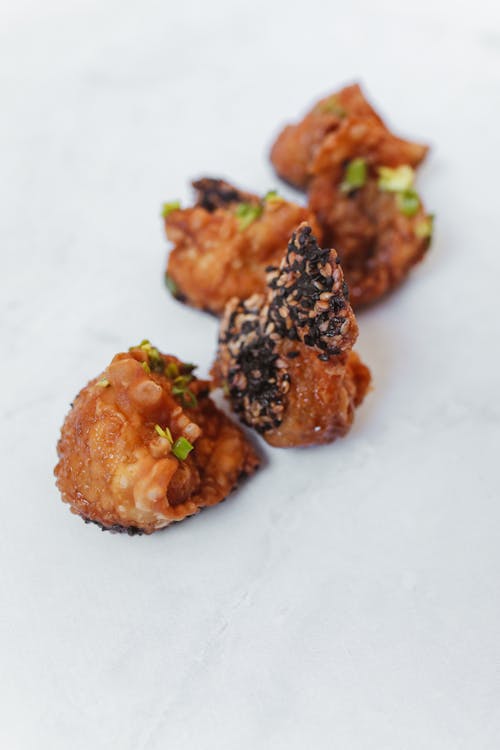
{"left": 267, "top": 223, "right": 358, "bottom": 355}
{"left": 213, "top": 223, "right": 371, "bottom": 447}
{"left": 218, "top": 295, "right": 289, "bottom": 434}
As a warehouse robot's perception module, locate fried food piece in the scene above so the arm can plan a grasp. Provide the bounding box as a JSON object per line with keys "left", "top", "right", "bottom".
{"left": 213, "top": 223, "right": 371, "bottom": 447}
{"left": 270, "top": 83, "right": 428, "bottom": 188}
{"left": 55, "top": 342, "right": 259, "bottom": 534}
{"left": 164, "top": 177, "right": 321, "bottom": 315}
{"left": 309, "top": 167, "right": 433, "bottom": 307}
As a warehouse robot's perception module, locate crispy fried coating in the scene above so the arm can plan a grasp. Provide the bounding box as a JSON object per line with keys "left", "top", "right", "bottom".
{"left": 55, "top": 343, "right": 259, "bottom": 534}
{"left": 213, "top": 223, "right": 371, "bottom": 447}
{"left": 270, "top": 84, "right": 432, "bottom": 307}
{"left": 164, "top": 178, "right": 321, "bottom": 315}
{"left": 308, "top": 174, "right": 432, "bottom": 307}
{"left": 270, "top": 83, "right": 428, "bottom": 188}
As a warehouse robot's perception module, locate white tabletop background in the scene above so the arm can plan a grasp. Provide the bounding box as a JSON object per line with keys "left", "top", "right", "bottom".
{"left": 1, "top": 0, "right": 499, "bottom": 747}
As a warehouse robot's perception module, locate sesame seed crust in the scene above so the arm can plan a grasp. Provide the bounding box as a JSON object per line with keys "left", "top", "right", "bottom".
{"left": 267, "top": 223, "right": 358, "bottom": 356}
{"left": 218, "top": 295, "right": 289, "bottom": 434}
{"left": 214, "top": 222, "right": 369, "bottom": 443}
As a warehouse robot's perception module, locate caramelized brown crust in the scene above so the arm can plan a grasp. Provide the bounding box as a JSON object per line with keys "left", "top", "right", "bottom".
{"left": 270, "top": 83, "right": 428, "bottom": 188}
{"left": 55, "top": 345, "right": 259, "bottom": 533}
{"left": 213, "top": 223, "right": 371, "bottom": 447}
{"left": 164, "top": 178, "right": 321, "bottom": 315}
{"left": 266, "top": 345, "right": 371, "bottom": 447}
{"left": 308, "top": 176, "right": 432, "bottom": 307}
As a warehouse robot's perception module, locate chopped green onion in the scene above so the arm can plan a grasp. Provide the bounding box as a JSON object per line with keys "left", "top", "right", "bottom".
{"left": 129, "top": 340, "right": 165, "bottom": 373}
{"left": 181, "top": 390, "right": 197, "bottom": 408}
{"left": 164, "top": 273, "right": 179, "bottom": 296}
{"left": 415, "top": 214, "right": 434, "bottom": 239}
{"left": 378, "top": 165, "right": 415, "bottom": 192}
{"left": 264, "top": 190, "right": 284, "bottom": 203}
{"left": 340, "top": 158, "right": 367, "bottom": 193}
{"left": 396, "top": 189, "right": 420, "bottom": 217}
{"left": 165, "top": 362, "right": 180, "bottom": 379}
{"left": 235, "top": 202, "right": 263, "bottom": 230}
{"left": 316, "top": 96, "right": 346, "bottom": 117}
{"left": 174, "top": 374, "right": 193, "bottom": 388}
{"left": 154, "top": 424, "right": 173, "bottom": 443}
{"left": 165, "top": 367, "right": 197, "bottom": 408}
{"left": 180, "top": 362, "right": 196, "bottom": 374}
{"left": 97, "top": 378, "right": 110, "bottom": 388}
{"left": 141, "top": 361, "right": 151, "bottom": 374}
{"left": 171, "top": 384, "right": 197, "bottom": 407}
{"left": 172, "top": 436, "right": 194, "bottom": 461}
{"left": 162, "top": 201, "right": 181, "bottom": 218}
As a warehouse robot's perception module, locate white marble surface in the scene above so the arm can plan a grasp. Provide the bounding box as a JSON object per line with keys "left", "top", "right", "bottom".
{"left": 1, "top": 0, "right": 500, "bottom": 747}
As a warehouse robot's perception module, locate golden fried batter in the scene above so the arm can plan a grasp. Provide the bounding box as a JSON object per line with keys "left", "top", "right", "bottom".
{"left": 164, "top": 178, "right": 321, "bottom": 316}
{"left": 213, "top": 223, "right": 371, "bottom": 448}
{"left": 55, "top": 342, "right": 259, "bottom": 533}
{"left": 270, "top": 85, "right": 432, "bottom": 307}
{"left": 308, "top": 171, "right": 433, "bottom": 307}
{"left": 270, "top": 83, "right": 428, "bottom": 188}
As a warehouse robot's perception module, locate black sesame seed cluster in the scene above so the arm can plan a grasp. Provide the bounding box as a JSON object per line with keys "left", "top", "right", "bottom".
{"left": 219, "top": 296, "right": 290, "bottom": 434}
{"left": 217, "top": 223, "right": 358, "bottom": 433}
{"left": 267, "top": 224, "right": 356, "bottom": 360}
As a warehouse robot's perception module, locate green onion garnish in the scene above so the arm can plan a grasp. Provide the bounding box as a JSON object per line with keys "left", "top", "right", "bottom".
{"left": 180, "top": 390, "right": 197, "bottom": 408}
{"left": 172, "top": 375, "right": 193, "bottom": 394}
{"left": 415, "top": 215, "right": 434, "bottom": 239}
{"left": 164, "top": 273, "right": 179, "bottom": 297}
{"left": 396, "top": 189, "right": 420, "bottom": 217}
{"left": 165, "top": 367, "right": 198, "bottom": 407}
{"left": 263, "top": 190, "right": 284, "bottom": 203}
{"left": 165, "top": 362, "right": 180, "bottom": 379}
{"left": 235, "top": 202, "right": 263, "bottom": 230}
{"left": 377, "top": 165, "right": 415, "bottom": 192}
{"left": 316, "top": 96, "right": 346, "bottom": 117}
{"left": 129, "top": 340, "right": 165, "bottom": 373}
{"left": 340, "top": 158, "right": 367, "bottom": 193}
{"left": 162, "top": 201, "right": 181, "bottom": 218}
{"left": 377, "top": 165, "right": 423, "bottom": 217}
{"left": 172, "top": 436, "right": 194, "bottom": 461}
{"left": 154, "top": 424, "right": 173, "bottom": 444}
{"left": 97, "top": 378, "right": 110, "bottom": 388}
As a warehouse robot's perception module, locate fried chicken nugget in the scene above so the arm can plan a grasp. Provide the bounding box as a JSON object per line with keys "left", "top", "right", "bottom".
{"left": 163, "top": 178, "right": 321, "bottom": 315}
{"left": 213, "top": 223, "right": 371, "bottom": 448}
{"left": 271, "top": 85, "right": 433, "bottom": 307}
{"left": 55, "top": 342, "right": 259, "bottom": 534}
{"left": 270, "top": 83, "right": 428, "bottom": 188}
{"left": 308, "top": 167, "right": 433, "bottom": 307}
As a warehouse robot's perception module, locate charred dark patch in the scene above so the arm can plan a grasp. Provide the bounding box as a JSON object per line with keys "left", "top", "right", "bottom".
{"left": 267, "top": 223, "right": 354, "bottom": 358}
{"left": 82, "top": 516, "right": 144, "bottom": 535}
{"left": 193, "top": 177, "right": 250, "bottom": 212}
